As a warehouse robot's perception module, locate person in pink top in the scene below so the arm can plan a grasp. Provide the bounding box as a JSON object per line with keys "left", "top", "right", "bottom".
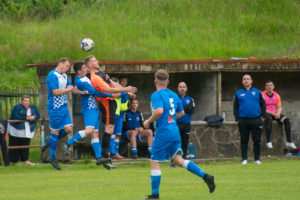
{"left": 262, "top": 80, "right": 297, "bottom": 149}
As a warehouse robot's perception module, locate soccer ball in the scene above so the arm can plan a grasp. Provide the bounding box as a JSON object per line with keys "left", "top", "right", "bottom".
{"left": 81, "top": 38, "right": 94, "bottom": 52}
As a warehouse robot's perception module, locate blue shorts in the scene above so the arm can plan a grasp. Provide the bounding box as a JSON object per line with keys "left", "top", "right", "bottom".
{"left": 48, "top": 107, "right": 72, "bottom": 130}
{"left": 150, "top": 138, "right": 182, "bottom": 162}
{"left": 121, "top": 130, "right": 142, "bottom": 142}
{"left": 83, "top": 109, "right": 100, "bottom": 131}
{"left": 114, "top": 114, "right": 124, "bottom": 135}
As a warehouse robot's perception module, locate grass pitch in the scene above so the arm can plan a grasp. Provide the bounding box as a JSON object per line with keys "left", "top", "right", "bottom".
{"left": 0, "top": 159, "right": 299, "bottom": 200}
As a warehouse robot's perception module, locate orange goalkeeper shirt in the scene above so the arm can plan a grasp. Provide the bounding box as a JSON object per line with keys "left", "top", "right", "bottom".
{"left": 90, "top": 72, "right": 114, "bottom": 101}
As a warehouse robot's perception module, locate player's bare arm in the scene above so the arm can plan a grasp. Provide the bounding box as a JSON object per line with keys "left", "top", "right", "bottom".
{"left": 143, "top": 108, "right": 163, "bottom": 128}
{"left": 52, "top": 85, "right": 73, "bottom": 96}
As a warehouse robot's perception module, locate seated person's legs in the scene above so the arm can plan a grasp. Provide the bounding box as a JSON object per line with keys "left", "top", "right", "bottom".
{"left": 277, "top": 115, "right": 297, "bottom": 149}
{"left": 264, "top": 113, "right": 273, "bottom": 148}
{"left": 140, "top": 129, "right": 153, "bottom": 155}
{"left": 127, "top": 130, "right": 138, "bottom": 158}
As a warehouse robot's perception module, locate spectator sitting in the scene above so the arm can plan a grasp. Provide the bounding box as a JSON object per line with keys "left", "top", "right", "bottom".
{"left": 122, "top": 98, "right": 153, "bottom": 159}
{"left": 7, "top": 95, "right": 40, "bottom": 165}
{"left": 262, "top": 80, "right": 297, "bottom": 149}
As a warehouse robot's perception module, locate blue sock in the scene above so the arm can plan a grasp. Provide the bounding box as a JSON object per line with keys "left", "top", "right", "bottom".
{"left": 58, "top": 129, "right": 68, "bottom": 139}
{"left": 148, "top": 146, "right": 152, "bottom": 154}
{"left": 132, "top": 147, "right": 137, "bottom": 153}
{"left": 49, "top": 133, "right": 58, "bottom": 159}
{"left": 109, "top": 135, "right": 116, "bottom": 154}
{"left": 66, "top": 130, "right": 86, "bottom": 146}
{"left": 151, "top": 170, "right": 161, "bottom": 195}
{"left": 91, "top": 138, "right": 102, "bottom": 159}
{"left": 115, "top": 138, "right": 120, "bottom": 154}
{"left": 184, "top": 160, "right": 205, "bottom": 178}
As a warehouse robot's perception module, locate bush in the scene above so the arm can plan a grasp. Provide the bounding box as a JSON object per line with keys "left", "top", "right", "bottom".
{"left": 0, "top": 0, "right": 66, "bottom": 19}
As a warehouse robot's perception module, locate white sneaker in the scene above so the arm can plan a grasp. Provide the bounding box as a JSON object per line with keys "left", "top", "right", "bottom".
{"left": 241, "top": 160, "right": 248, "bottom": 165}
{"left": 254, "top": 160, "right": 261, "bottom": 164}
{"left": 266, "top": 142, "right": 273, "bottom": 149}
{"left": 286, "top": 142, "right": 297, "bottom": 149}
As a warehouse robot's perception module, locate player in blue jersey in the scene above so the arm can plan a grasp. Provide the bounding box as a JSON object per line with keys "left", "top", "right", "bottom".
{"left": 62, "top": 62, "right": 117, "bottom": 169}
{"left": 177, "top": 82, "right": 195, "bottom": 159}
{"left": 142, "top": 69, "right": 215, "bottom": 199}
{"left": 46, "top": 58, "right": 88, "bottom": 170}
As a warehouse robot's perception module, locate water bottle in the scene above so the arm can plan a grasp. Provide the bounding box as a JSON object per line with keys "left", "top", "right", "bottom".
{"left": 222, "top": 112, "right": 226, "bottom": 121}
{"left": 187, "top": 143, "right": 197, "bottom": 159}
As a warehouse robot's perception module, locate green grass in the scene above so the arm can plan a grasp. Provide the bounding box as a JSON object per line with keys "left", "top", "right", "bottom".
{"left": 0, "top": 159, "right": 299, "bottom": 200}
{"left": 0, "top": 0, "right": 300, "bottom": 87}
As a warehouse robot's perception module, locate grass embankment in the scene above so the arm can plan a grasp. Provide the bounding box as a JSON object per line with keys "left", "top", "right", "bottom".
{"left": 0, "top": 0, "right": 299, "bottom": 87}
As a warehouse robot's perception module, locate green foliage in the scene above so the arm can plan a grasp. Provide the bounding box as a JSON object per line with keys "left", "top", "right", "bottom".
{"left": 0, "top": 0, "right": 300, "bottom": 88}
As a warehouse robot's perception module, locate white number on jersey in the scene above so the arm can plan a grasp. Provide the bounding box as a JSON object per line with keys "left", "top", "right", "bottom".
{"left": 169, "top": 98, "right": 175, "bottom": 116}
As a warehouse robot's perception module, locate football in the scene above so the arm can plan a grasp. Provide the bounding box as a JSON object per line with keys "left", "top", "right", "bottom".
{"left": 81, "top": 38, "right": 94, "bottom": 52}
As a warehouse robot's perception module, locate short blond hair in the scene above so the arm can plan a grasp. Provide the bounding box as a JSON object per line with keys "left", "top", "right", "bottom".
{"left": 84, "top": 55, "right": 96, "bottom": 64}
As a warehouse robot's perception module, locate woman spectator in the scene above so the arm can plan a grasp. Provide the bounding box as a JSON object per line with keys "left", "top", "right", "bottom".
{"left": 8, "top": 95, "right": 40, "bottom": 165}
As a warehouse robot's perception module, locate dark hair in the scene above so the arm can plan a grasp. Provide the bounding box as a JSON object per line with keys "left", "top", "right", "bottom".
{"left": 265, "top": 80, "right": 274, "bottom": 84}
{"left": 58, "top": 57, "right": 71, "bottom": 64}
{"left": 242, "top": 74, "right": 252, "bottom": 80}
{"left": 111, "top": 77, "right": 119, "bottom": 82}
{"left": 84, "top": 55, "right": 95, "bottom": 64}
{"left": 73, "top": 62, "right": 85, "bottom": 74}
{"left": 130, "top": 98, "right": 139, "bottom": 105}
{"left": 119, "top": 76, "right": 127, "bottom": 81}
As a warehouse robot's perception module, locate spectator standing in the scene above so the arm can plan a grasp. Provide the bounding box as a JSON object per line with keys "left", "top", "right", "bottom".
{"left": 233, "top": 74, "right": 266, "bottom": 165}
{"left": 7, "top": 95, "right": 40, "bottom": 165}
{"left": 262, "top": 80, "right": 297, "bottom": 149}
{"left": 177, "top": 82, "right": 195, "bottom": 158}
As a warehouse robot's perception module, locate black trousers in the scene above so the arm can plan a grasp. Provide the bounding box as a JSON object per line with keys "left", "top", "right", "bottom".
{"left": 0, "top": 132, "right": 9, "bottom": 166}
{"left": 238, "top": 118, "right": 262, "bottom": 161}
{"left": 178, "top": 122, "right": 191, "bottom": 159}
{"left": 8, "top": 135, "right": 31, "bottom": 163}
{"left": 265, "top": 113, "right": 291, "bottom": 143}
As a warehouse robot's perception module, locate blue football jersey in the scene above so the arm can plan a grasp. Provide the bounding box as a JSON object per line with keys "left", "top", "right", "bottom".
{"left": 74, "top": 75, "right": 112, "bottom": 112}
{"left": 151, "top": 88, "right": 183, "bottom": 142}
{"left": 47, "top": 69, "right": 72, "bottom": 111}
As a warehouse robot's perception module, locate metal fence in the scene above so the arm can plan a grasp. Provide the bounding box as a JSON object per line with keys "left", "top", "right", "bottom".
{"left": 0, "top": 86, "right": 39, "bottom": 120}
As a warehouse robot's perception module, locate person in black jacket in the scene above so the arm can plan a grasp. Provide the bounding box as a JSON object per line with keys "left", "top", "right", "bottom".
{"left": 177, "top": 82, "right": 195, "bottom": 159}
{"left": 0, "top": 120, "right": 9, "bottom": 166}
{"left": 233, "top": 74, "right": 266, "bottom": 165}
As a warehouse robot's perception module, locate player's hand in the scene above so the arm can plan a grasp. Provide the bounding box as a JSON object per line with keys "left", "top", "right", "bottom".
{"left": 143, "top": 120, "right": 150, "bottom": 129}
{"left": 81, "top": 90, "right": 89, "bottom": 95}
{"left": 128, "top": 92, "right": 136, "bottom": 99}
{"left": 126, "top": 86, "right": 137, "bottom": 93}
{"left": 67, "top": 85, "right": 74, "bottom": 92}
{"left": 112, "top": 93, "right": 121, "bottom": 97}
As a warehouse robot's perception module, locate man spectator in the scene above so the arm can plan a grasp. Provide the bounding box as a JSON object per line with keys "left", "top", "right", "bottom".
{"left": 262, "top": 80, "right": 297, "bottom": 149}
{"left": 177, "top": 82, "right": 195, "bottom": 159}
{"left": 233, "top": 74, "right": 266, "bottom": 165}
{"left": 122, "top": 98, "right": 153, "bottom": 159}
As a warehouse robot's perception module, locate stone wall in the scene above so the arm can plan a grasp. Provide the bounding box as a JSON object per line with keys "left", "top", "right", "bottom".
{"left": 189, "top": 121, "right": 284, "bottom": 159}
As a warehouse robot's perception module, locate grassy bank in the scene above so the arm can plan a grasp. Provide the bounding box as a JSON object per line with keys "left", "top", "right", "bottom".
{"left": 0, "top": 0, "right": 299, "bottom": 87}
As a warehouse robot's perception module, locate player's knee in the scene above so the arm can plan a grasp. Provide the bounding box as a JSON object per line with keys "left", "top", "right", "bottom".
{"left": 283, "top": 117, "right": 290, "bottom": 124}
{"left": 173, "top": 155, "right": 184, "bottom": 167}
{"left": 64, "top": 126, "right": 73, "bottom": 134}
{"left": 85, "top": 128, "right": 94, "bottom": 135}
